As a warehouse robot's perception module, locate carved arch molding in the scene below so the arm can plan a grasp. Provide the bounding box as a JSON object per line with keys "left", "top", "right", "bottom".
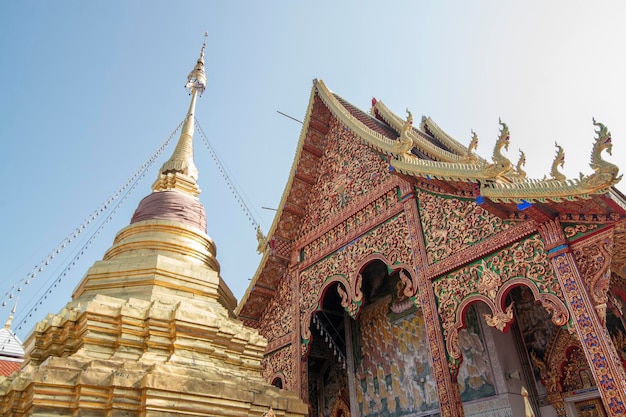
{"left": 298, "top": 212, "right": 418, "bottom": 356}
{"left": 433, "top": 234, "right": 570, "bottom": 367}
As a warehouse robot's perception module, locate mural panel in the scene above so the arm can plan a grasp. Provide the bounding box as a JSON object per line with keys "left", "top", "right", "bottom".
{"left": 353, "top": 297, "right": 439, "bottom": 416}
{"left": 456, "top": 305, "right": 496, "bottom": 401}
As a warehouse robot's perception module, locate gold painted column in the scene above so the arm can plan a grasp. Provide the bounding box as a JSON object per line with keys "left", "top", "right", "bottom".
{"left": 538, "top": 220, "right": 626, "bottom": 416}
{"left": 401, "top": 181, "right": 465, "bottom": 417}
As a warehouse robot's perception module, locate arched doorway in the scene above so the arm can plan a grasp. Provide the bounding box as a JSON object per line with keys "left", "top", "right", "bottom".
{"left": 307, "top": 281, "right": 349, "bottom": 417}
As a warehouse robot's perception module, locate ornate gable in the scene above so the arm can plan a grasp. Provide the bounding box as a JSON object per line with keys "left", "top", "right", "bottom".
{"left": 299, "top": 117, "right": 392, "bottom": 237}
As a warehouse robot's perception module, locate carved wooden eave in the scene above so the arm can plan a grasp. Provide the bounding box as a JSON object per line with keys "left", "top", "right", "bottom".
{"left": 236, "top": 83, "right": 332, "bottom": 322}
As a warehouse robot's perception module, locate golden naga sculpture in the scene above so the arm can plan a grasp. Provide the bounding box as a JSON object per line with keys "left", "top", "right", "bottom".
{"left": 483, "top": 118, "right": 512, "bottom": 177}
{"left": 550, "top": 142, "right": 566, "bottom": 181}
{"left": 507, "top": 149, "right": 527, "bottom": 182}
{"left": 579, "top": 117, "right": 622, "bottom": 188}
{"left": 404, "top": 108, "right": 414, "bottom": 134}
{"left": 461, "top": 130, "right": 479, "bottom": 163}
{"left": 394, "top": 108, "right": 414, "bottom": 154}
{"left": 256, "top": 225, "right": 268, "bottom": 254}
{"left": 515, "top": 150, "right": 527, "bottom": 179}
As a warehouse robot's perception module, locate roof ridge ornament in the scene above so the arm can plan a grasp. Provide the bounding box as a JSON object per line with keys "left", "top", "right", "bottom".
{"left": 461, "top": 130, "right": 479, "bottom": 163}
{"left": 394, "top": 108, "right": 414, "bottom": 154}
{"left": 578, "top": 117, "right": 622, "bottom": 188}
{"left": 550, "top": 142, "right": 566, "bottom": 181}
{"left": 483, "top": 118, "right": 512, "bottom": 177}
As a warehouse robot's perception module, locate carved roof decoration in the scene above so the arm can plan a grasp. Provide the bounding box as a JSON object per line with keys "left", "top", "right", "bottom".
{"left": 236, "top": 79, "right": 626, "bottom": 323}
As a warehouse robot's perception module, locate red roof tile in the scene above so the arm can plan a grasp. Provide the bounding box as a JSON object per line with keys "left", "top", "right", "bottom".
{"left": 0, "top": 359, "right": 21, "bottom": 377}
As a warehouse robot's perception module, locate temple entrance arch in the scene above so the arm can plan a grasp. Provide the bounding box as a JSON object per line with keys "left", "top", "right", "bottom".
{"left": 304, "top": 256, "right": 431, "bottom": 417}
{"left": 435, "top": 266, "right": 575, "bottom": 416}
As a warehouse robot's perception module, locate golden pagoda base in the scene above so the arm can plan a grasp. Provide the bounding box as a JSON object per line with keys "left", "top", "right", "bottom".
{"left": 0, "top": 293, "right": 307, "bottom": 416}
{"left": 0, "top": 218, "right": 307, "bottom": 416}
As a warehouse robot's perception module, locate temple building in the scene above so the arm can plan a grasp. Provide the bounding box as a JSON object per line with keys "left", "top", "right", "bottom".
{"left": 0, "top": 40, "right": 307, "bottom": 417}
{"left": 1, "top": 40, "right": 626, "bottom": 417}
{"left": 238, "top": 80, "right": 626, "bottom": 417}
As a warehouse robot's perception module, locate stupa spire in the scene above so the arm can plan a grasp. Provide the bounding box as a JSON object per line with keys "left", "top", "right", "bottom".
{"left": 4, "top": 302, "right": 16, "bottom": 330}
{"left": 152, "top": 33, "right": 208, "bottom": 196}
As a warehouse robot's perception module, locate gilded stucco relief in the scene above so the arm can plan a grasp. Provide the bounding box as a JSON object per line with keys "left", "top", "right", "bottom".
{"left": 299, "top": 213, "right": 414, "bottom": 350}
{"left": 300, "top": 117, "right": 392, "bottom": 238}
{"left": 417, "top": 190, "right": 506, "bottom": 264}
{"left": 433, "top": 234, "right": 568, "bottom": 365}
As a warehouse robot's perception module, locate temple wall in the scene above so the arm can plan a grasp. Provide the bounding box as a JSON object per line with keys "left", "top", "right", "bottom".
{"left": 259, "top": 273, "right": 297, "bottom": 390}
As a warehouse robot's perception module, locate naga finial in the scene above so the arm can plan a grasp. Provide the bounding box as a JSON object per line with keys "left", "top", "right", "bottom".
{"left": 469, "top": 130, "right": 478, "bottom": 153}
{"left": 498, "top": 118, "right": 510, "bottom": 152}
{"left": 394, "top": 108, "right": 414, "bottom": 154}
{"left": 404, "top": 108, "right": 414, "bottom": 134}
{"left": 550, "top": 141, "right": 566, "bottom": 181}
{"left": 484, "top": 118, "right": 512, "bottom": 177}
{"left": 592, "top": 117, "right": 611, "bottom": 151}
{"left": 579, "top": 117, "right": 621, "bottom": 188}
{"left": 516, "top": 149, "right": 527, "bottom": 179}
{"left": 461, "top": 130, "right": 479, "bottom": 162}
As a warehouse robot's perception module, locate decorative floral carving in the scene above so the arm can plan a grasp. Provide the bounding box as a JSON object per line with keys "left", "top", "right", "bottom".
{"left": 301, "top": 186, "right": 401, "bottom": 264}
{"left": 552, "top": 252, "right": 626, "bottom": 415}
{"left": 477, "top": 260, "right": 502, "bottom": 299}
{"left": 539, "top": 295, "right": 569, "bottom": 327}
{"left": 418, "top": 190, "right": 506, "bottom": 264}
{"left": 563, "top": 223, "right": 599, "bottom": 239}
{"left": 300, "top": 117, "right": 392, "bottom": 237}
{"left": 434, "top": 235, "right": 563, "bottom": 362}
{"left": 262, "top": 345, "right": 296, "bottom": 391}
{"left": 259, "top": 272, "right": 294, "bottom": 343}
{"left": 571, "top": 230, "right": 613, "bottom": 323}
{"left": 483, "top": 303, "right": 514, "bottom": 331}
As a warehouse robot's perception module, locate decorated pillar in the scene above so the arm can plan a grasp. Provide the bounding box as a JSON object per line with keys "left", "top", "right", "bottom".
{"left": 538, "top": 219, "right": 626, "bottom": 416}
{"left": 401, "top": 181, "right": 464, "bottom": 417}
{"left": 292, "top": 264, "right": 309, "bottom": 404}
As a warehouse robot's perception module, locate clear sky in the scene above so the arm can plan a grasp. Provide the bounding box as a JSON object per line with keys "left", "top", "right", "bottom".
{"left": 1, "top": 1, "right": 625, "bottom": 338}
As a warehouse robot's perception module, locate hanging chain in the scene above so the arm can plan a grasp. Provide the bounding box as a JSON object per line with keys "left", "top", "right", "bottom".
{"left": 7, "top": 121, "right": 183, "bottom": 330}
{"left": 195, "top": 119, "right": 263, "bottom": 231}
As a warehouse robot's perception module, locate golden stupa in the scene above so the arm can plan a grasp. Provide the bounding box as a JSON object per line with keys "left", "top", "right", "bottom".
{"left": 0, "top": 36, "right": 307, "bottom": 417}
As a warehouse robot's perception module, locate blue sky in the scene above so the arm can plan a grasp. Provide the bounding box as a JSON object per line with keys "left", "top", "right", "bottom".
{"left": 1, "top": 1, "right": 625, "bottom": 338}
